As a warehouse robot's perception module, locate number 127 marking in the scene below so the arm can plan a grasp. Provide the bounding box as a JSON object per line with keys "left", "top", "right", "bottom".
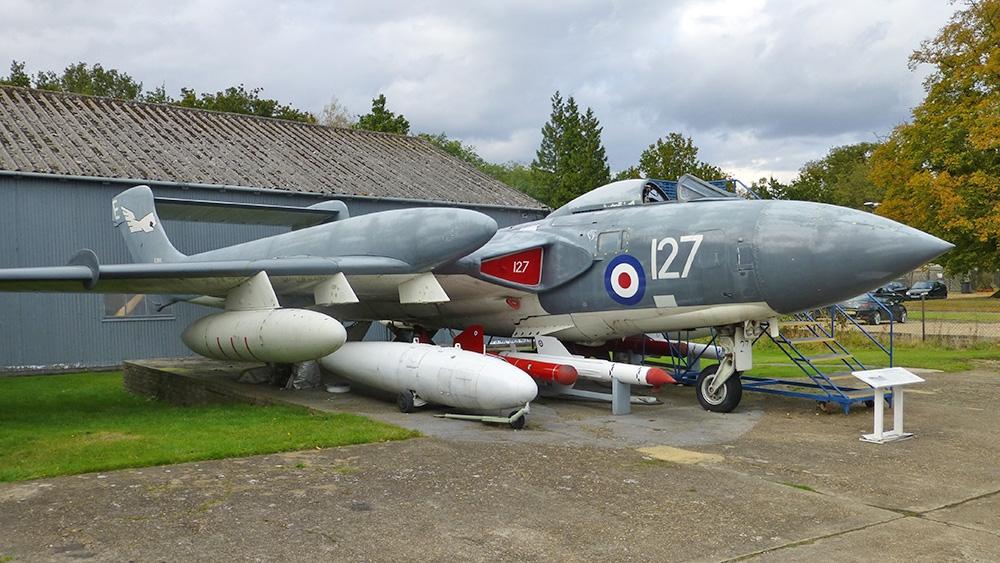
{"left": 650, "top": 234, "right": 703, "bottom": 280}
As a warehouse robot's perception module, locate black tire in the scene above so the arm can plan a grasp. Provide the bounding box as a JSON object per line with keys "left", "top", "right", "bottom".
{"left": 509, "top": 410, "right": 526, "bottom": 430}
{"left": 397, "top": 390, "right": 415, "bottom": 413}
{"left": 695, "top": 364, "right": 742, "bottom": 413}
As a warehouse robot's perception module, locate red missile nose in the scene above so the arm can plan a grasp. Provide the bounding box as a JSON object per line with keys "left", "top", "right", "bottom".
{"left": 645, "top": 367, "right": 676, "bottom": 387}
{"left": 554, "top": 365, "right": 579, "bottom": 386}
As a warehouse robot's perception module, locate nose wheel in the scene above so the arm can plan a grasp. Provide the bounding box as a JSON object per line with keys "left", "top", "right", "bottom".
{"left": 695, "top": 364, "right": 743, "bottom": 413}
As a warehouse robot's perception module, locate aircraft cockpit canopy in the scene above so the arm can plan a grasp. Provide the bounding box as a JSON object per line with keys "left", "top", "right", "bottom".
{"left": 549, "top": 174, "right": 738, "bottom": 216}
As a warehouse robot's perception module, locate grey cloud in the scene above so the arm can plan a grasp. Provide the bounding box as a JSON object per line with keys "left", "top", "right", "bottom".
{"left": 0, "top": 0, "right": 955, "bottom": 181}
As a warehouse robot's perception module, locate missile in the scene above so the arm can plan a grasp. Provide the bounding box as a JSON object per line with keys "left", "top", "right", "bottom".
{"left": 499, "top": 355, "right": 578, "bottom": 386}
{"left": 524, "top": 336, "right": 677, "bottom": 387}
{"left": 503, "top": 350, "right": 675, "bottom": 387}
{"left": 318, "top": 341, "right": 538, "bottom": 412}
{"left": 182, "top": 309, "right": 347, "bottom": 363}
{"left": 454, "top": 324, "right": 577, "bottom": 387}
{"left": 502, "top": 337, "right": 676, "bottom": 387}
{"left": 570, "top": 335, "right": 723, "bottom": 361}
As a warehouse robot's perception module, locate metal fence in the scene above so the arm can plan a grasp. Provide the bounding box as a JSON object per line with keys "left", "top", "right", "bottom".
{"left": 840, "top": 289, "right": 1000, "bottom": 345}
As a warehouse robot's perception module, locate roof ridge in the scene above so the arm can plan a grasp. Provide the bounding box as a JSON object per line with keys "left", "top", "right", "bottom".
{"left": 0, "top": 84, "right": 415, "bottom": 140}
{"left": 0, "top": 85, "right": 546, "bottom": 209}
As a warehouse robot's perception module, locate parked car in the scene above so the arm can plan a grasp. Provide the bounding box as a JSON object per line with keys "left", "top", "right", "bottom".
{"left": 874, "top": 280, "right": 909, "bottom": 299}
{"left": 839, "top": 294, "right": 907, "bottom": 325}
{"left": 905, "top": 280, "right": 948, "bottom": 300}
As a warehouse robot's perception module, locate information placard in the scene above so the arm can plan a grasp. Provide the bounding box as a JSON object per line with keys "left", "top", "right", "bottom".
{"left": 852, "top": 367, "right": 924, "bottom": 389}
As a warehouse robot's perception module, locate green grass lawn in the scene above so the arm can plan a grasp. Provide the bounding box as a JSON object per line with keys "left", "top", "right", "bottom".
{"left": 918, "top": 295, "right": 999, "bottom": 313}
{"left": 651, "top": 340, "right": 1000, "bottom": 379}
{"left": 907, "top": 310, "right": 1000, "bottom": 323}
{"left": 741, "top": 340, "right": 1000, "bottom": 378}
{"left": 0, "top": 371, "right": 418, "bottom": 483}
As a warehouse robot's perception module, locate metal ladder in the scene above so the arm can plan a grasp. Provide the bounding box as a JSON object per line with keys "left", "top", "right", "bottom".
{"left": 653, "top": 298, "right": 897, "bottom": 413}
{"left": 737, "top": 312, "right": 885, "bottom": 413}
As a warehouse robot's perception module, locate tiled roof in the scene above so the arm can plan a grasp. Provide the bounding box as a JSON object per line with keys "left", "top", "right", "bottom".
{"left": 0, "top": 86, "right": 544, "bottom": 209}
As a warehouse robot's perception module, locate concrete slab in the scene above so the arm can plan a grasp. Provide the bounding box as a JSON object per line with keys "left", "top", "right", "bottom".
{"left": 925, "top": 492, "right": 1000, "bottom": 537}
{"left": 745, "top": 516, "right": 1000, "bottom": 562}
{"left": 1, "top": 360, "right": 998, "bottom": 560}
{"left": 696, "top": 368, "right": 1000, "bottom": 514}
{"left": 0, "top": 440, "right": 897, "bottom": 562}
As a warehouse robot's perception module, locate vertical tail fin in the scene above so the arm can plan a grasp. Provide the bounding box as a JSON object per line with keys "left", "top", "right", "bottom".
{"left": 111, "top": 185, "right": 185, "bottom": 263}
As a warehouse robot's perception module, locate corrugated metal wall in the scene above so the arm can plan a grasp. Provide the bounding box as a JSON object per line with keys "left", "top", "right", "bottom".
{"left": 0, "top": 175, "right": 546, "bottom": 371}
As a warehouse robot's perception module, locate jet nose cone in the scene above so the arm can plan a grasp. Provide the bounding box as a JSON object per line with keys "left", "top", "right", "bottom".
{"left": 755, "top": 202, "right": 953, "bottom": 313}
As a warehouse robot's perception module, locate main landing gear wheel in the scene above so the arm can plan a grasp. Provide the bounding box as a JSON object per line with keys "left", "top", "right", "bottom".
{"left": 695, "top": 364, "right": 743, "bottom": 413}
{"left": 508, "top": 410, "right": 526, "bottom": 430}
{"left": 398, "top": 390, "right": 416, "bottom": 413}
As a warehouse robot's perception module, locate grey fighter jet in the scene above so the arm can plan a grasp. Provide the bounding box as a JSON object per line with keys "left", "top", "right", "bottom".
{"left": 0, "top": 175, "right": 952, "bottom": 415}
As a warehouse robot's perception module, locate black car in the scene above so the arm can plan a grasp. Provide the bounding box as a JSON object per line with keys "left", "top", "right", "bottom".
{"left": 905, "top": 280, "right": 948, "bottom": 300}
{"left": 874, "top": 281, "right": 909, "bottom": 299}
{"left": 839, "top": 294, "right": 907, "bottom": 325}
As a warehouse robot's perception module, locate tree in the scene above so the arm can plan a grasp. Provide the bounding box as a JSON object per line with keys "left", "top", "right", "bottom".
{"left": 355, "top": 94, "right": 409, "bottom": 135}
{"left": 576, "top": 107, "right": 611, "bottom": 193}
{"left": 176, "top": 85, "right": 316, "bottom": 123}
{"left": 1, "top": 60, "right": 316, "bottom": 123}
{"left": 418, "top": 132, "right": 550, "bottom": 202}
{"left": 612, "top": 166, "right": 641, "bottom": 181}
{"left": 141, "top": 84, "right": 173, "bottom": 104}
{"left": 0, "top": 60, "right": 30, "bottom": 87}
{"left": 418, "top": 133, "right": 487, "bottom": 168}
{"left": 868, "top": 0, "right": 1000, "bottom": 272}
{"left": 482, "top": 161, "right": 548, "bottom": 203}
{"left": 320, "top": 96, "right": 355, "bottom": 128}
{"left": 531, "top": 91, "right": 565, "bottom": 205}
{"left": 531, "top": 91, "right": 610, "bottom": 207}
{"left": 784, "top": 142, "right": 881, "bottom": 207}
{"left": 749, "top": 176, "right": 789, "bottom": 200}
{"left": 24, "top": 61, "right": 143, "bottom": 99}
{"left": 635, "top": 132, "right": 725, "bottom": 181}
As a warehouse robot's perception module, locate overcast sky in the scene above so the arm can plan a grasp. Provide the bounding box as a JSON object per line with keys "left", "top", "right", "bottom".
{"left": 1, "top": 0, "right": 956, "bottom": 182}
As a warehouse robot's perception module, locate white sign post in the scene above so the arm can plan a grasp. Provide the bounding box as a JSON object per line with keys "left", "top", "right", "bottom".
{"left": 852, "top": 367, "right": 925, "bottom": 444}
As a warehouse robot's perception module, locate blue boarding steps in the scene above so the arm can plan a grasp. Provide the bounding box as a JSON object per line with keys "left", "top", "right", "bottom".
{"left": 741, "top": 311, "right": 890, "bottom": 414}
{"left": 648, "top": 299, "right": 897, "bottom": 414}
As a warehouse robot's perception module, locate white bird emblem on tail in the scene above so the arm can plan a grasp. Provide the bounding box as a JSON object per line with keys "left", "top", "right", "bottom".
{"left": 121, "top": 207, "right": 156, "bottom": 233}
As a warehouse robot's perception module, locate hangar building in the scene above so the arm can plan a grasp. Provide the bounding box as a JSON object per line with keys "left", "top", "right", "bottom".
{"left": 0, "top": 86, "right": 546, "bottom": 372}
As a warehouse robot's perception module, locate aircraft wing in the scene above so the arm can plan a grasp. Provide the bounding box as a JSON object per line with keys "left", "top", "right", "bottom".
{"left": 0, "top": 250, "right": 410, "bottom": 295}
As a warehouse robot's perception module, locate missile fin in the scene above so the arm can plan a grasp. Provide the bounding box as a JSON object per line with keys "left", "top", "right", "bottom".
{"left": 399, "top": 273, "right": 449, "bottom": 304}
{"left": 534, "top": 336, "right": 573, "bottom": 357}
{"left": 454, "top": 325, "right": 485, "bottom": 354}
{"left": 314, "top": 272, "right": 359, "bottom": 305}
{"left": 225, "top": 271, "right": 279, "bottom": 311}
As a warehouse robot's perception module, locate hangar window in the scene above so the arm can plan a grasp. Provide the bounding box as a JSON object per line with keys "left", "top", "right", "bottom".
{"left": 103, "top": 294, "right": 174, "bottom": 321}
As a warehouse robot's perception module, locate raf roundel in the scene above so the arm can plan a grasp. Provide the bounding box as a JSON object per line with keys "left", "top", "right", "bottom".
{"left": 604, "top": 255, "right": 646, "bottom": 306}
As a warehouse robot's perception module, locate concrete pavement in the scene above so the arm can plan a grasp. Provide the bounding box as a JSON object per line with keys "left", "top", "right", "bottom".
{"left": 1, "top": 361, "right": 999, "bottom": 561}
